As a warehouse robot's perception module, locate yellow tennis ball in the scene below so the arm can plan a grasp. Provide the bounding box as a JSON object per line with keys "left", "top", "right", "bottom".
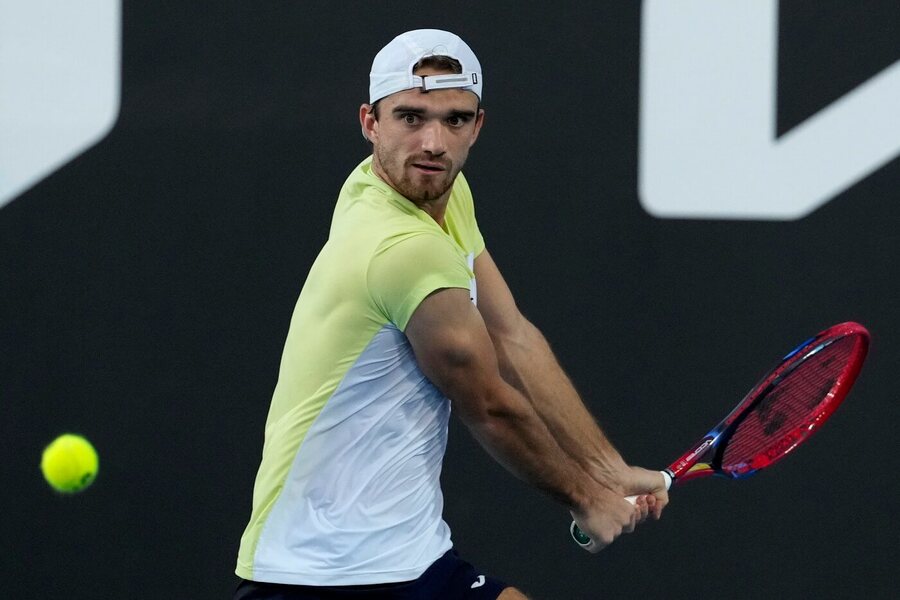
{"left": 40, "top": 434, "right": 99, "bottom": 493}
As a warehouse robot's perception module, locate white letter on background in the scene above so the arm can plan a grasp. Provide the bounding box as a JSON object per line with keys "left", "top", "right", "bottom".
{"left": 640, "top": 0, "right": 900, "bottom": 220}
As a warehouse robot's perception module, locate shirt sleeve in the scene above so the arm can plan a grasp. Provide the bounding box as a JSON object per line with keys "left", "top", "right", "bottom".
{"left": 367, "top": 232, "right": 472, "bottom": 331}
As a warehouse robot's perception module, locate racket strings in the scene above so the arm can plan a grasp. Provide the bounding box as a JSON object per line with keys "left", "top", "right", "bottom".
{"left": 720, "top": 335, "right": 859, "bottom": 473}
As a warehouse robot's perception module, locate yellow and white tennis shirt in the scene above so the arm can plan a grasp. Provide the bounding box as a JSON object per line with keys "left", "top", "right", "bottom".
{"left": 236, "top": 156, "right": 484, "bottom": 585}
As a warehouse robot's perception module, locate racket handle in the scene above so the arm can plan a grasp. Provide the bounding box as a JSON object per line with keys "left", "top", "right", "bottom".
{"left": 570, "top": 471, "right": 673, "bottom": 548}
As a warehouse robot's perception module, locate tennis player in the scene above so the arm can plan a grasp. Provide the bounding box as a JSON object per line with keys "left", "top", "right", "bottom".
{"left": 234, "top": 29, "right": 668, "bottom": 599}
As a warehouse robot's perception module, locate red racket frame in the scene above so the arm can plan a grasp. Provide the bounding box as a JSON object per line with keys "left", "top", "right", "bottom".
{"left": 571, "top": 322, "right": 869, "bottom": 549}
{"left": 666, "top": 321, "right": 869, "bottom": 485}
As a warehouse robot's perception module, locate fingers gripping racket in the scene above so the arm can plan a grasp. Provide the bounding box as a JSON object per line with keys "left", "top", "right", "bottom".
{"left": 571, "top": 322, "right": 870, "bottom": 547}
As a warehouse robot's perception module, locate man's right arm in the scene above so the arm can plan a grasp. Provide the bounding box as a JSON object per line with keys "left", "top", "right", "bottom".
{"left": 404, "top": 286, "right": 647, "bottom": 552}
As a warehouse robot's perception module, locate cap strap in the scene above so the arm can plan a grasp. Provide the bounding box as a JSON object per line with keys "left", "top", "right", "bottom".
{"left": 414, "top": 72, "right": 480, "bottom": 92}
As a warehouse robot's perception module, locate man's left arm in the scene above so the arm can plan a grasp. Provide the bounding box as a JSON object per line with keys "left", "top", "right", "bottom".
{"left": 474, "top": 249, "right": 667, "bottom": 512}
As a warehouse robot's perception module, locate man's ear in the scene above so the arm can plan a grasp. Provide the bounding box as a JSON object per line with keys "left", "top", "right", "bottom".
{"left": 469, "top": 108, "right": 485, "bottom": 147}
{"left": 359, "top": 103, "right": 377, "bottom": 142}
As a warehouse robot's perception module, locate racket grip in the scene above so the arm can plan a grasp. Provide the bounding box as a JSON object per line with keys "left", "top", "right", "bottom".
{"left": 570, "top": 471, "right": 673, "bottom": 548}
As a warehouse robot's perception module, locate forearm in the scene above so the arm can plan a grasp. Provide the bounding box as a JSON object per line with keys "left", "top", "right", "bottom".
{"left": 465, "top": 376, "right": 652, "bottom": 549}
{"left": 471, "top": 378, "right": 609, "bottom": 508}
{"left": 490, "top": 318, "right": 629, "bottom": 491}
{"left": 405, "top": 287, "right": 600, "bottom": 509}
{"left": 405, "top": 285, "right": 656, "bottom": 546}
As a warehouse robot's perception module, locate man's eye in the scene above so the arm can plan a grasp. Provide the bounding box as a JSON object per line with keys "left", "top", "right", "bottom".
{"left": 403, "top": 114, "right": 418, "bottom": 124}
{"left": 447, "top": 115, "right": 470, "bottom": 127}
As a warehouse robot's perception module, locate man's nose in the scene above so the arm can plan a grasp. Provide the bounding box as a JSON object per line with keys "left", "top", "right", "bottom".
{"left": 420, "top": 121, "right": 446, "bottom": 155}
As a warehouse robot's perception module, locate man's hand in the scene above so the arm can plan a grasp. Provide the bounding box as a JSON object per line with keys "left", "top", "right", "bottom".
{"left": 621, "top": 467, "right": 670, "bottom": 521}
{"left": 569, "top": 486, "right": 640, "bottom": 554}
{"left": 570, "top": 466, "right": 669, "bottom": 552}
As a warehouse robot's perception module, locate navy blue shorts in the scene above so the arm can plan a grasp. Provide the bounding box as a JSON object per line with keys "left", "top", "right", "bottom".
{"left": 233, "top": 549, "right": 508, "bottom": 600}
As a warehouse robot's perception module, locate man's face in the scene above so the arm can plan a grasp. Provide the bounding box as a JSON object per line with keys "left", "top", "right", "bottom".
{"left": 361, "top": 67, "right": 484, "bottom": 207}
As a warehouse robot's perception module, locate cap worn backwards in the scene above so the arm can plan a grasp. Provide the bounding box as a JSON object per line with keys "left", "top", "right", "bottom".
{"left": 368, "top": 29, "right": 482, "bottom": 104}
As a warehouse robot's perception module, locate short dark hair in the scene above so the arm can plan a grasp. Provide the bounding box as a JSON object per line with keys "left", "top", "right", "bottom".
{"left": 371, "top": 56, "right": 464, "bottom": 120}
{"left": 415, "top": 55, "right": 463, "bottom": 74}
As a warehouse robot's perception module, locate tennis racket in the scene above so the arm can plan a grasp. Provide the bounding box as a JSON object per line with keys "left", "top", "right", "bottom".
{"left": 571, "top": 321, "right": 870, "bottom": 548}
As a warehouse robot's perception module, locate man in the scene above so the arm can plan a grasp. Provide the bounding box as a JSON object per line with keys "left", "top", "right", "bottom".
{"left": 235, "top": 29, "right": 668, "bottom": 599}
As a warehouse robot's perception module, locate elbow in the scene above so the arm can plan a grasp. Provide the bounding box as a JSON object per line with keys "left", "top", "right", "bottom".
{"left": 457, "top": 378, "right": 525, "bottom": 430}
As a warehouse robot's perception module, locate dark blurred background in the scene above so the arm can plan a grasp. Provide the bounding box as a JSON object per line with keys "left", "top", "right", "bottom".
{"left": 2, "top": 1, "right": 897, "bottom": 598}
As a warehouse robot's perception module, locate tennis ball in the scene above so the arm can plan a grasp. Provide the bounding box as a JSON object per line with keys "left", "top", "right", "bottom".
{"left": 40, "top": 434, "right": 98, "bottom": 493}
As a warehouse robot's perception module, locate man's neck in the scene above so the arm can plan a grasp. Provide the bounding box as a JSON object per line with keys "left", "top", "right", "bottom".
{"left": 371, "top": 158, "right": 450, "bottom": 227}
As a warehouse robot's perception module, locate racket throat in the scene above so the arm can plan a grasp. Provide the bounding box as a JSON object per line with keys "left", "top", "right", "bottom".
{"left": 677, "top": 463, "right": 713, "bottom": 482}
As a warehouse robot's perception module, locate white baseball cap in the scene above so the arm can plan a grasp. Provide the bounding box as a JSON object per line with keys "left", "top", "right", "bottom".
{"left": 368, "top": 29, "right": 482, "bottom": 104}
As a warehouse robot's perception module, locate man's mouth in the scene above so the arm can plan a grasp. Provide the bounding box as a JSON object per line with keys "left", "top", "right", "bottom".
{"left": 411, "top": 162, "right": 446, "bottom": 173}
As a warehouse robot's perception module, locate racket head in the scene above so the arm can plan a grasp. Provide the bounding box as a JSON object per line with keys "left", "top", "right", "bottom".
{"left": 669, "top": 322, "right": 869, "bottom": 483}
